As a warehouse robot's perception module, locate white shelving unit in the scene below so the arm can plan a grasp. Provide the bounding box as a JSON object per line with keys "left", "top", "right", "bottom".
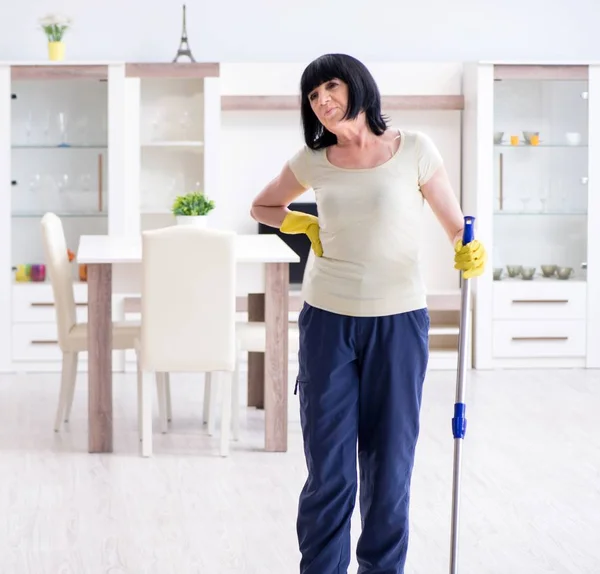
{"left": 120, "top": 65, "right": 221, "bottom": 370}
{"left": 0, "top": 61, "right": 221, "bottom": 373}
{"left": 462, "top": 62, "right": 600, "bottom": 369}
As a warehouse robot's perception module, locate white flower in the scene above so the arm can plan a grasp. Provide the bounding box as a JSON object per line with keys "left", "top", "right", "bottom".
{"left": 39, "top": 13, "right": 72, "bottom": 27}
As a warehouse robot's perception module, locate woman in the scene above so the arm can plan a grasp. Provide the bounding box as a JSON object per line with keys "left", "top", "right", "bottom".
{"left": 251, "top": 53, "right": 486, "bottom": 574}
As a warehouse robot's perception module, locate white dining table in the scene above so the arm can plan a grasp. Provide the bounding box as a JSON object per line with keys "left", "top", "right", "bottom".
{"left": 77, "top": 233, "right": 300, "bottom": 454}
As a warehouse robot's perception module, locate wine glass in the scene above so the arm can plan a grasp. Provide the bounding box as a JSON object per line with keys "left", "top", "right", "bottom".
{"left": 179, "top": 109, "right": 191, "bottom": 140}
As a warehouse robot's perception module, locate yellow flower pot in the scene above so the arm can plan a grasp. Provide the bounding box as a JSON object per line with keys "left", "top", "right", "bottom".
{"left": 48, "top": 41, "right": 65, "bottom": 61}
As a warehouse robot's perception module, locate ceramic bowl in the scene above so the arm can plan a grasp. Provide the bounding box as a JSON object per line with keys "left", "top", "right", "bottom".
{"left": 541, "top": 264, "right": 557, "bottom": 277}
{"left": 522, "top": 131, "right": 539, "bottom": 144}
{"left": 557, "top": 267, "right": 573, "bottom": 280}
{"left": 493, "top": 267, "right": 503, "bottom": 280}
{"left": 521, "top": 267, "right": 536, "bottom": 280}
{"left": 506, "top": 265, "right": 522, "bottom": 278}
{"left": 565, "top": 132, "right": 581, "bottom": 146}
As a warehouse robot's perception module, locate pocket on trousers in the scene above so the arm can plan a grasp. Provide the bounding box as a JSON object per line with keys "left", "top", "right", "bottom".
{"left": 294, "top": 378, "right": 306, "bottom": 395}
{"left": 411, "top": 307, "right": 430, "bottom": 334}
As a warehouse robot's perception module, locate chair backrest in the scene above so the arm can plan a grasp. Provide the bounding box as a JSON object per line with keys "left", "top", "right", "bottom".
{"left": 40, "top": 213, "right": 77, "bottom": 349}
{"left": 140, "top": 225, "right": 237, "bottom": 373}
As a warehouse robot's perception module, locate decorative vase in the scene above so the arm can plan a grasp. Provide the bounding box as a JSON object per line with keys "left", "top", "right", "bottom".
{"left": 48, "top": 41, "right": 65, "bottom": 61}
{"left": 175, "top": 215, "right": 208, "bottom": 227}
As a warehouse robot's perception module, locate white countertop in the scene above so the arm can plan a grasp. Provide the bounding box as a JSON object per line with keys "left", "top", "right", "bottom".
{"left": 77, "top": 233, "right": 300, "bottom": 265}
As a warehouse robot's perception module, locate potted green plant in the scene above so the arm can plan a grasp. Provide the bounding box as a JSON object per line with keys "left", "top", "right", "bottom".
{"left": 171, "top": 191, "right": 215, "bottom": 227}
{"left": 39, "top": 13, "right": 72, "bottom": 61}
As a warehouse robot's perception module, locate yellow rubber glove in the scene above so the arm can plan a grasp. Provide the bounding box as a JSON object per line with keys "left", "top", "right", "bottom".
{"left": 280, "top": 211, "right": 323, "bottom": 257}
{"left": 454, "top": 239, "right": 487, "bottom": 279}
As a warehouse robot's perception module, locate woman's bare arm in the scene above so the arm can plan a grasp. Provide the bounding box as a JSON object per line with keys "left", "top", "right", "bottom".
{"left": 420, "top": 165, "right": 465, "bottom": 245}
{"left": 250, "top": 163, "right": 309, "bottom": 228}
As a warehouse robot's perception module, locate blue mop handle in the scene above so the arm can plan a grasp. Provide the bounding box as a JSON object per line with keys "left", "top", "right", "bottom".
{"left": 450, "top": 214, "right": 476, "bottom": 574}
{"left": 452, "top": 215, "right": 475, "bottom": 440}
{"left": 462, "top": 215, "right": 475, "bottom": 246}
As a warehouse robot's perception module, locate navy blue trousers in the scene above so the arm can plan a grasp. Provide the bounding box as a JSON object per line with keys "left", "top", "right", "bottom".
{"left": 295, "top": 303, "right": 429, "bottom": 574}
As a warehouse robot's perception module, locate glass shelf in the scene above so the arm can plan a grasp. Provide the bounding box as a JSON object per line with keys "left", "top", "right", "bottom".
{"left": 11, "top": 144, "right": 107, "bottom": 149}
{"left": 494, "top": 210, "right": 587, "bottom": 216}
{"left": 12, "top": 212, "right": 107, "bottom": 218}
{"left": 141, "top": 141, "right": 204, "bottom": 147}
{"left": 494, "top": 143, "right": 588, "bottom": 148}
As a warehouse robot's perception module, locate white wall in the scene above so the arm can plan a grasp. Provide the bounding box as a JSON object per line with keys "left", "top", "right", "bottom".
{"left": 0, "top": 0, "right": 598, "bottom": 62}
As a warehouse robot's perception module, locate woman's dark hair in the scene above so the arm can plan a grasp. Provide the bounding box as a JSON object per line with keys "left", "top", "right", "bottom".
{"left": 300, "top": 53, "right": 388, "bottom": 149}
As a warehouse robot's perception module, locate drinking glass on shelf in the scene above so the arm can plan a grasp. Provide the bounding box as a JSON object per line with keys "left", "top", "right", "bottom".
{"left": 58, "top": 173, "right": 71, "bottom": 192}
{"left": 41, "top": 111, "right": 52, "bottom": 145}
{"left": 57, "top": 111, "right": 69, "bottom": 146}
{"left": 179, "top": 110, "right": 192, "bottom": 140}
{"left": 539, "top": 187, "right": 549, "bottom": 213}
{"left": 29, "top": 173, "right": 41, "bottom": 192}
{"left": 24, "top": 111, "right": 34, "bottom": 145}
{"left": 149, "top": 109, "right": 164, "bottom": 142}
{"left": 78, "top": 173, "right": 93, "bottom": 193}
{"left": 74, "top": 115, "right": 89, "bottom": 146}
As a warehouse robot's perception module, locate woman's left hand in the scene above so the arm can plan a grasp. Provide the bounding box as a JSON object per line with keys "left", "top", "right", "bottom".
{"left": 454, "top": 239, "right": 487, "bottom": 278}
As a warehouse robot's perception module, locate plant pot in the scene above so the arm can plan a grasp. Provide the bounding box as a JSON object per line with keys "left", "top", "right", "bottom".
{"left": 175, "top": 215, "right": 208, "bottom": 227}
{"left": 48, "top": 41, "right": 65, "bottom": 61}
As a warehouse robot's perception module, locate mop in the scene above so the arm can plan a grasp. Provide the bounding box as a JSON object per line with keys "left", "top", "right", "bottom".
{"left": 449, "top": 215, "right": 475, "bottom": 574}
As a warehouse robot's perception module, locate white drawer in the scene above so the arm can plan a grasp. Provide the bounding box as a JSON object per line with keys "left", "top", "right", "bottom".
{"left": 11, "top": 323, "right": 123, "bottom": 365}
{"left": 12, "top": 283, "right": 88, "bottom": 323}
{"left": 12, "top": 324, "right": 79, "bottom": 362}
{"left": 493, "top": 281, "right": 586, "bottom": 320}
{"left": 492, "top": 319, "right": 586, "bottom": 358}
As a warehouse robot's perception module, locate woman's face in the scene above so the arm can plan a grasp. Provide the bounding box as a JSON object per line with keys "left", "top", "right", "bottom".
{"left": 308, "top": 78, "right": 348, "bottom": 129}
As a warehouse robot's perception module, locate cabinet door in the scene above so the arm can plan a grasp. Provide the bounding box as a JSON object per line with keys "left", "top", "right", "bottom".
{"left": 492, "top": 65, "right": 589, "bottom": 282}
{"left": 137, "top": 75, "right": 208, "bottom": 231}
{"left": 9, "top": 65, "right": 113, "bottom": 367}
{"left": 586, "top": 65, "right": 600, "bottom": 366}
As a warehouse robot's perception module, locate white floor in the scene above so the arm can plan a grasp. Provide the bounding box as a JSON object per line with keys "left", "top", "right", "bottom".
{"left": 0, "top": 366, "right": 599, "bottom": 573}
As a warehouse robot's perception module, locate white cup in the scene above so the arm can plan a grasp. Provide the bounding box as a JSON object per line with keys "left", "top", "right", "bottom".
{"left": 565, "top": 132, "right": 581, "bottom": 145}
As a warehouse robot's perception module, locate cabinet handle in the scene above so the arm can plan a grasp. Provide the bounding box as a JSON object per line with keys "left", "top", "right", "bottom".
{"left": 499, "top": 153, "right": 504, "bottom": 210}
{"left": 31, "top": 340, "right": 58, "bottom": 345}
{"left": 511, "top": 299, "right": 569, "bottom": 304}
{"left": 30, "top": 302, "right": 87, "bottom": 307}
{"left": 511, "top": 336, "right": 568, "bottom": 341}
{"left": 98, "top": 153, "right": 103, "bottom": 212}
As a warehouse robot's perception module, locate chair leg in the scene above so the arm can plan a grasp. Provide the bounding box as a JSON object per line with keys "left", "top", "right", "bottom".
{"left": 219, "top": 371, "right": 232, "bottom": 457}
{"left": 139, "top": 371, "right": 153, "bottom": 457}
{"left": 165, "top": 372, "right": 172, "bottom": 422}
{"left": 231, "top": 356, "right": 240, "bottom": 441}
{"left": 54, "top": 351, "right": 77, "bottom": 432}
{"left": 63, "top": 352, "right": 79, "bottom": 423}
{"left": 207, "top": 373, "right": 218, "bottom": 437}
{"left": 136, "top": 350, "right": 143, "bottom": 440}
{"left": 203, "top": 372, "right": 212, "bottom": 426}
{"left": 155, "top": 373, "right": 168, "bottom": 434}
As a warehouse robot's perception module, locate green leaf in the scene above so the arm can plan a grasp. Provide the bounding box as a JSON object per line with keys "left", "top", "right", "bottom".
{"left": 171, "top": 191, "right": 215, "bottom": 216}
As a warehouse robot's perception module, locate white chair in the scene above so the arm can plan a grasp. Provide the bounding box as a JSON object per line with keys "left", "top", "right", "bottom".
{"left": 136, "top": 224, "right": 237, "bottom": 457}
{"left": 40, "top": 213, "right": 141, "bottom": 432}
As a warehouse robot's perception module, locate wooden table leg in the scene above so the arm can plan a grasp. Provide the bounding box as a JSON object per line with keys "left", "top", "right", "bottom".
{"left": 247, "top": 293, "right": 265, "bottom": 409}
{"left": 264, "top": 262, "right": 289, "bottom": 452}
{"left": 87, "top": 263, "right": 113, "bottom": 453}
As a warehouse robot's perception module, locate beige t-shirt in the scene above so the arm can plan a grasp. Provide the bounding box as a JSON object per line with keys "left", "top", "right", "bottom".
{"left": 288, "top": 129, "right": 443, "bottom": 317}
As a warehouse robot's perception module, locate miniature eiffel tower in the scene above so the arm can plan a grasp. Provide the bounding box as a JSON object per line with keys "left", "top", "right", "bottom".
{"left": 172, "top": 4, "right": 196, "bottom": 62}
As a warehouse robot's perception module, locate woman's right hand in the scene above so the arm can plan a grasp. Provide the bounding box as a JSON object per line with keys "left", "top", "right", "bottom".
{"left": 280, "top": 211, "right": 323, "bottom": 257}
